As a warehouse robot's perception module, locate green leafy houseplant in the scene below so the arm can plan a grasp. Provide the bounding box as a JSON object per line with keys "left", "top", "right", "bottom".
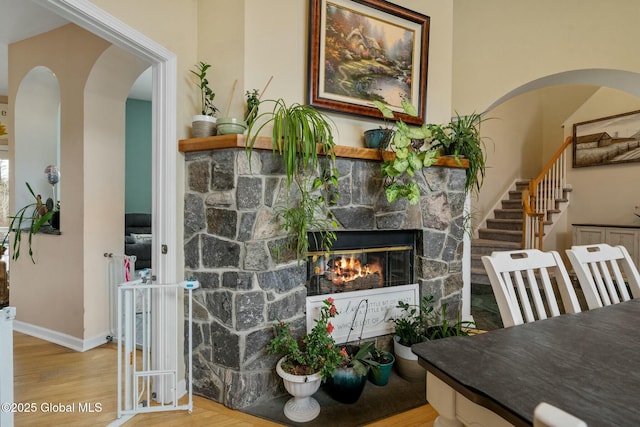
{"left": 2, "top": 182, "right": 55, "bottom": 263}
{"left": 392, "top": 295, "right": 435, "bottom": 346}
{"left": 267, "top": 298, "right": 343, "bottom": 380}
{"left": 392, "top": 295, "right": 476, "bottom": 345}
{"left": 190, "top": 61, "right": 218, "bottom": 117}
{"left": 374, "top": 100, "right": 439, "bottom": 205}
{"left": 429, "top": 112, "right": 488, "bottom": 195}
{"left": 246, "top": 98, "right": 340, "bottom": 258}
{"left": 337, "top": 341, "right": 375, "bottom": 376}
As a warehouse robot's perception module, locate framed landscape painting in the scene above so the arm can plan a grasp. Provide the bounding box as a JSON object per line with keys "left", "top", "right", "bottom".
{"left": 573, "top": 110, "right": 640, "bottom": 168}
{"left": 308, "top": 0, "right": 430, "bottom": 125}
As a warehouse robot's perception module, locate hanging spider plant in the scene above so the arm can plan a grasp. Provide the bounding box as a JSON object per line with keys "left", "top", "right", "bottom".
{"left": 246, "top": 99, "right": 340, "bottom": 258}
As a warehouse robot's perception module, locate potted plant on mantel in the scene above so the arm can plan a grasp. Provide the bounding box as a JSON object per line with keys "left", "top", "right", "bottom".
{"left": 190, "top": 61, "right": 219, "bottom": 137}
{"left": 391, "top": 295, "right": 475, "bottom": 382}
{"left": 374, "top": 100, "right": 439, "bottom": 205}
{"left": 246, "top": 98, "right": 340, "bottom": 259}
{"left": 428, "top": 112, "right": 489, "bottom": 195}
{"left": 267, "top": 298, "right": 343, "bottom": 422}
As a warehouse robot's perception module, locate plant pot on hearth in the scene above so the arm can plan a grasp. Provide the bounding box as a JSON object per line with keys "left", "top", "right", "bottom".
{"left": 367, "top": 351, "right": 395, "bottom": 386}
{"left": 393, "top": 336, "right": 426, "bottom": 382}
{"left": 276, "top": 357, "right": 323, "bottom": 422}
{"left": 326, "top": 365, "right": 369, "bottom": 404}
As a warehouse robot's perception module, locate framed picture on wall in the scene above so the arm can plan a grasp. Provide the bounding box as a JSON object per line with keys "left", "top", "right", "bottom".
{"left": 573, "top": 110, "right": 640, "bottom": 168}
{"left": 0, "top": 103, "right": 7, "bottom": 142}
{"left": 308, "top": 0, "right": 430, "bottom": 125}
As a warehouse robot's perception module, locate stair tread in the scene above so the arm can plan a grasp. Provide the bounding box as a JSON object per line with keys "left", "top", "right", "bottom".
{"left": 471, "top": 239, "right": 521, "bottom": 247}
{"left": 479, "top": 229, "right": 522, "bottom": 235}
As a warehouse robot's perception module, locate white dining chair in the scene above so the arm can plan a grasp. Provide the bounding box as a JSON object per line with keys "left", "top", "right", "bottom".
{"left": 481, "top": 249, "right": 581, "bottom": 327}
{"left": 565, "top": 243, "right": 640, "bottom": 310}
{"left": 534, "top": 402, "right": 588, "bottom": 427}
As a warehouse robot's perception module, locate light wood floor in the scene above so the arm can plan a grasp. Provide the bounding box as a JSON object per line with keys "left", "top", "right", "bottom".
{"left": 12, "top": 332, "right": 437, "bottom": 426}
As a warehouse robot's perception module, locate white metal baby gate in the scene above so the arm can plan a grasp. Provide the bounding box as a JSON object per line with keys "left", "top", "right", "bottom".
{"left": 115, "top": 279, "right": 199, "bottom": 423}
{"left": 105, "top": 253, "right": 136, "bottom": 342}
{"left": 0, "top": 307, "right": 15, "bottom": 427}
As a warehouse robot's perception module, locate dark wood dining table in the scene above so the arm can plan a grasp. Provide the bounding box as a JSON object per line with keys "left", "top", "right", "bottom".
{"left": 412, "top": 299, "right": 640, "bottom": 427}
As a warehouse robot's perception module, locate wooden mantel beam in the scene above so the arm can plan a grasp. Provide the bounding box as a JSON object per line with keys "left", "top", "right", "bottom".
{"left": 178, "top": 134, "right": 469, "bottom": 168}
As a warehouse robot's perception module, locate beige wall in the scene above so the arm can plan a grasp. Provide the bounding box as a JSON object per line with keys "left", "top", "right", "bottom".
{"left": 564, "top": 88, "right": 640, "bottom": 228}
{"left": 454, "top": 0, "right": 640, "bottom": 255}
{"left": 198, "top": 0, "right": 453, "bottom": 147}
{"left": 453, "top": 0, "right": 640, "bottom": 115}
{"left": 9, "top": 25, "right": 111, "bottom": 339}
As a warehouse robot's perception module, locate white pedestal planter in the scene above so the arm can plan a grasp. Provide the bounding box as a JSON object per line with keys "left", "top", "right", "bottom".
{"left": 276, "top": 357, "right": 323, "bottom": 422}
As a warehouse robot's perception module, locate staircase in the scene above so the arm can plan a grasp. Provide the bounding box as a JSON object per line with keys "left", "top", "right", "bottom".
{"left": 470, "top": 179, "right": 572, "bottom": 330}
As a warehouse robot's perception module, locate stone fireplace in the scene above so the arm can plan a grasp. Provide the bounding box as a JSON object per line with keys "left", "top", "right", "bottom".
{"left": 181, "top": 136, "right": 467, "bottom": 409}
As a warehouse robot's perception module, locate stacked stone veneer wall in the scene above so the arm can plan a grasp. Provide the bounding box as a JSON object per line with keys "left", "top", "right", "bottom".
{"left": 183, "top": 147, "right": 467, "bottom": 409}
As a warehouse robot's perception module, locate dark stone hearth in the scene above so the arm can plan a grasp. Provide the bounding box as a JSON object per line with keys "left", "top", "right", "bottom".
{"left": 206, "top": 208, "right": 237, "bottom": 239}
{"left": 237, "top": 211, "right": 256, "bottom": 242}
{"left": 188, "top": 271, "right": 220, "bottom": 289}
{"left": 235, "top": 291, "right": 266, "bottom": 330}
{"left": 207, "top": 290, "right": 233, "bottom": 326}
{"left": 188, "top": 160, "right": 210, "bottom": 193}
{"left": 201, "top": 235, "right": 240, "bottom": 268}
{"left": 221, "top": 271, "right": 253, "bottom": 290}
{"left": 237, "top": 176, "right": 262, "bottom": 209}
{"left": 332, "top": 206, "right": 375, "bottom": 229}
{"left": 184, "top": 147, "right": 466, "bottom": 409}
{"left": 184, "top": 193, "right": 205, "bottom": 236}
{"left": 184, "top": 235, "right": 200, "bottom": 269}
{"left": 211, "top": 321, "right": 241, "bottom": 369}
{"left": 256, "top": 265, "right": 306, "bottom": 293}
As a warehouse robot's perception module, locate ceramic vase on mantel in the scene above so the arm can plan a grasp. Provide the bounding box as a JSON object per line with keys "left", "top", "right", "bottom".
{"left": 275, "top": 357, "right": 323, "bottom": 422}
{"left": 191, "top": 115, "right": 216, "bottom": 138}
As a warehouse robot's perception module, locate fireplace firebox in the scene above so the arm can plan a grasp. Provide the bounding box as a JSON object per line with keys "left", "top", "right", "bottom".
{"left": 306, "top": 231, "right": 415, "bottom": 296}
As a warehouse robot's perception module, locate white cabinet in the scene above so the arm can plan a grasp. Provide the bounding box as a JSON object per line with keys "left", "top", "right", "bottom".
{"left": 572, "top": 225, "right": 640, "bottom": 269}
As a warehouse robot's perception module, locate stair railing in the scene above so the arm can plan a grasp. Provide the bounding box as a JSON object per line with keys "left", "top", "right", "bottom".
{"left": 522, "top": 136, "right": 573, "bottom": 249}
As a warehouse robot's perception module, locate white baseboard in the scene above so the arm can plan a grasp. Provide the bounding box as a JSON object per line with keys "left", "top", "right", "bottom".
{"left": 13, "top": 320, "right": 108, "bottom": 352}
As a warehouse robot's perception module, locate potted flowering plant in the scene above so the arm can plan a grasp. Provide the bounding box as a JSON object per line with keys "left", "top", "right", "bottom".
{"left": 326, "top": 341, "right": 375, "bottom": 404}
{"left": 266, "top": 298, "right": 342, "bottom": 422}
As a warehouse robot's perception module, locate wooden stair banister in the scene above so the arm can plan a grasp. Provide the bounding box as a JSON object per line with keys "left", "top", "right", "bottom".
{"left": 522, "top": 136, "right": 573, "bottom": 249}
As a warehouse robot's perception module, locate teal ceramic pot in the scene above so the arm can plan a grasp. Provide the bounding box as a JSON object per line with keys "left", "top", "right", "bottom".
{"left": 326, "top": 366, "right": 368, "bottom": 404}
{"left": 363, "top": 128, "right": 393, "bottom": 149}
{"left": 367, "top": 352, "right": 395, "bottom": 386}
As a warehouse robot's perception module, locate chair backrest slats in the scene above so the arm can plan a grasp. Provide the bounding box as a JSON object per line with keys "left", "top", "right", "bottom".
{"left": 482, "top": 249, "right": 580, "bottom": 327}
{"left": 566, "top": 243, "right": 640, "bottom": 310}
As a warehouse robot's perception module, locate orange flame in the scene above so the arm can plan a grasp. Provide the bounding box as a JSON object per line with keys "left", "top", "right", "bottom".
{"left": 328, "top": 256, "right": 382, "bottom": 285}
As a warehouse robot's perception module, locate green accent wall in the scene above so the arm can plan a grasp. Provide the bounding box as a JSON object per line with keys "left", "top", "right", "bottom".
{"left": 125, "top": 98, "right": 152, "bottom": 213}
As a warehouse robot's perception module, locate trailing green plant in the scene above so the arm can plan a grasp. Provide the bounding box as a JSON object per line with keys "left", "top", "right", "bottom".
{"left": 429, "top": 112, "right": 489, "bottom": 195}
{"left": 374, "top": 100, "right": 438, "bottom": 205}
{"left": 190, "top": 61, "right": 218, "bottom": 116}
{"left": 247, "top": 98, "right": 340, "bottom": 259}
{"left": 244, "top": 88, "right": 259, "bottom": 128}
{"left": 2, "top": 182, "right": 55, "bottom": 263}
